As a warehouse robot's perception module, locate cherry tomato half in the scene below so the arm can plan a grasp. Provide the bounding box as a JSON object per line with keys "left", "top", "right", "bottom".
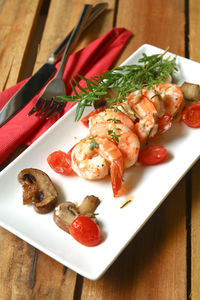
{"left": 69, "top": 215, "right": 102, "bottom": 247}
{"left": 138, "top": 145, "right": 167, "bottom": 166}
{"left": 47, "top": 150, "right": 73, "bottom": 175}
{"left": 81, "top": 106, "right": 106, "bottom": 127}
{"left": 181, "top": 102, "right": 200, "bottom": 128}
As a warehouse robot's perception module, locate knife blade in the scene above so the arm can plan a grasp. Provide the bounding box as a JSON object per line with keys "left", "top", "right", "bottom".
{"left": 0, "top": 2, "right": 108, "bottom": 127}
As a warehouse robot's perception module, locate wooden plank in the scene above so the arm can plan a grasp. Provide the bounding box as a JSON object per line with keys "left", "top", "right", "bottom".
{"left": 81, "top": 0, "right": 187, "bottom": 298}
{"left": 32, "top": 252, "right": 77, "bottom": 299}
{"left": 189, "top": 0, "right": 200, "bottom": 298}
{"left": 115, "top": 0, "right": 185, "bottom": 67}
{"left": 191, "top": 161, "right": 200, "bottom": 299}
{"left": 0, "top": 229, "right": 76, "bottom": 299}
{"left": 0, "top": 228, "right": 37, "bottom": 299}
{"left": 0, "top": 0, "right": 43, "bottom": 91}
{"left": 189, "top": 0, "right": 200, "bottom": 63}
{"left": 33, "top": 0, "right": 113, "bottom": 73}
{"left": 0, "top": 1, "right": 45, "bottom": 299}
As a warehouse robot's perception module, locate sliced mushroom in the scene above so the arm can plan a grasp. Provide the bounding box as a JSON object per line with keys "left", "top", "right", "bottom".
{"left": 181, "top": 82, "right": 200, "bottom": 101}
{"left": 18, "top": 168, "right": 58, "bottom": 214}
{"left": 53, "top": 195, "right": 100, "bottom": 233}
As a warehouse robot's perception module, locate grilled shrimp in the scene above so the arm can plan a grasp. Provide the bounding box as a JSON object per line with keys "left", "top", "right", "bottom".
{"left": 71, "top": 136, "right": 124, "bottom": 197}
{"left": 155, "top": 83, "right": 184, "bottom": 117}
{"left": 142, "top": 86, "right": 165, "bottom": 117}
{"left": 88, "top": 108, "right": 135, "bottom": 131}
{"left": 127, "top": 93, "right": 158, "bottom": 144}
{"left": 90, "top": 123, "right": 140, "bottom": 168}
{"left": 114, "top": 100, "right": 137, "bottom": 121}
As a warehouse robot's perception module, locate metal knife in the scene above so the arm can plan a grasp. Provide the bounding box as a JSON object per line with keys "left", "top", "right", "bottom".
{"left": 0, "top": 2, "right": 108, "bottom": 127}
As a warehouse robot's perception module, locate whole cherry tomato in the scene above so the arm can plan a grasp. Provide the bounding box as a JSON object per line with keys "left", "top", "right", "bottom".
{"left": 181, "top": 102, "right": 200, "bottom": 128}
{"left": 47, "top": 150, "right": 73, "bottom": 175}
{"left": 138, "top": 145, "right": 167, "bottom": 166}
{"left": 69, "top": 215, "right": 102, "bottom": 247}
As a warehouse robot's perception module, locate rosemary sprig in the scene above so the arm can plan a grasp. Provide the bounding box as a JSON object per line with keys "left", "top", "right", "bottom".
{"left": 58, "top": 51, "right": 177, "bottom": 121}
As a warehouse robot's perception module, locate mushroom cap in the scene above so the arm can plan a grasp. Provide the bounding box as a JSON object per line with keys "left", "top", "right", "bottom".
{"left": 53, "top": 202, "right": 79, "bottom": 233}
{"left": 18, "top": 168, "right": 58, "bottom": 214}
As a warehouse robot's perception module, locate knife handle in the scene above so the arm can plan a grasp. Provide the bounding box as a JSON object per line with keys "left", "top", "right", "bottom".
{"left": 47, "top": 2, "right": 108, "bottom": 65}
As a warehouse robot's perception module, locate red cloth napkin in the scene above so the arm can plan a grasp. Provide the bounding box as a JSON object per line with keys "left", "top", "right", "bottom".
{"left": 0, "top": 28, "right": 131, "bottom": 165}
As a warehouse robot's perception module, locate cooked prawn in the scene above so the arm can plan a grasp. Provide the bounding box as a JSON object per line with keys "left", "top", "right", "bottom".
{"left": 114, "top": 100, "right": 137, "bottom": 122}
{"left": 142, "top": 86, "right": 165, "bottom": 118}
{"left": 71, "top": 136, "right": 124, "bottom": 197}
{"left": 90, "top": 123, "right": 140, "bottom": 168}
{"left": 155, "top": 83, "right": 184, "bottom": 117}
{"left": 127, "top": 93, "right": 158, "bottom": 144}
{"left": 88, "top": 108, "right": 135, "bottom": 131}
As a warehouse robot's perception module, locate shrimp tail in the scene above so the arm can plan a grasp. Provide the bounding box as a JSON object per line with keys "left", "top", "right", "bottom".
{"left": 111, "top": 160, "right": 124, "bottom": 197}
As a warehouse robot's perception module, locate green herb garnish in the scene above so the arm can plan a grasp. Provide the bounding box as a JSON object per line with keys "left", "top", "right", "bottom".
{"left": 89, "top": 136, "right": 99, "bottom": 150}
{"left": 58, "top": 51, "right": 177, "bottom": 121}
{"left": 108, "top": 126, "right": 121, "bottom": 143}
{"left": 106, "top": 117, "right": 122, "bottom": 124}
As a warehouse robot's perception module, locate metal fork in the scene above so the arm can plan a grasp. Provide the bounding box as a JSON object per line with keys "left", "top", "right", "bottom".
{"left": 28, "top": 4, "right": 92, "bottom": 119}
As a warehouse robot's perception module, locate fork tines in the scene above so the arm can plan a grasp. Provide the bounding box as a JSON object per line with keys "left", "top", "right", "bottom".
{"left": 28, "top": 98, "right": 65, "bottom": 118}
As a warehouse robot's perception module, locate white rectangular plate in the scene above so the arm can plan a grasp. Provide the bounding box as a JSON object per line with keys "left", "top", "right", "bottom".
{"left": 0, "top": 44, "right": 200, "bottom": 280}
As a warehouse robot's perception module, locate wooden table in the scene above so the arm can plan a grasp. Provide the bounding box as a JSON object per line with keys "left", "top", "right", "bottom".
{"left": 0, "top": 0, "right": 200, "bottom": 299}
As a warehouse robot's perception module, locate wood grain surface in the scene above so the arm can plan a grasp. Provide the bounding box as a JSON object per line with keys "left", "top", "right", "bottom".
{"left": 0, "top": 0, "right": 42, "bottom": 91}
{"left": 0, "top": 0, "right": 199, "bottom": 299}
{"left": 190, "top": 1, "right": 200, "bottom": 299}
